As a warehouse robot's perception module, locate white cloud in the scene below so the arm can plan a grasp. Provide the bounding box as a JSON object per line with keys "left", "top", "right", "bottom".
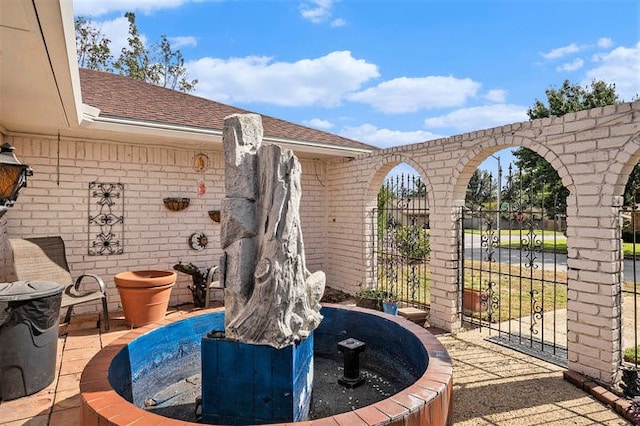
{"left": 169, "top": 36, "right": 198, "bottom": 49}
{"left": 340, "top": 124, "right": 442, "bottom": 149}
{"left": 98, "top": 16, "right": 141, "bottom": 57}
{"left": 598, "top": 37, "right": 613, "bottom": 48}
{"left": 299, "top": 0, "right": 346, "bottom": 26}
{"left": 303, "top": 118, "right": 334, "bottom": 130}
{"left": 583, "top": 42, "right": 640, "bottom": 101}
{"left": 541, "top": 43, "right": 580, "bottom": 60}
{"left": 331, "top": 18, "right": 346, "bottom": 27}
{"left": 423, "top": 104, "right": 528, "bottom": 133}
{"left": 485, "top": 89, "right": 506, "bottom": 103}
{"left": 73, "top": 0, "right": 188, "bottom": 17}
{"left": 348, "top": 76, "right": 481, "bottom": 114}
{"left": 300, "top": 0, "right": 334, "bottom": 23}
{"left": 557, "top": 58, "right": 584, "bottom": 72}
{"left": 89, "top": 17, "right": 194, "bottom": 57}
{"left": 187, "top": 50, "right": 379, "bottom": 107}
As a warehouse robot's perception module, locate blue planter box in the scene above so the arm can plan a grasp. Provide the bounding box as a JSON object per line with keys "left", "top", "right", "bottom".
{"left": 201, "top": 332, "right": 314, "bottom": 425}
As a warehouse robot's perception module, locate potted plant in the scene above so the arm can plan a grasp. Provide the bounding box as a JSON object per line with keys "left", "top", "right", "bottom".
{"left": 382, "top": 294, "right": 399, "bottom": 315}
{"left": 381, "top": 281, "right": 399, "bottom": 315}
{"left": 463, "top": 284, "right": 489, "bottom": 314}
{"left": 355, "top": 288, "right": 387, "bottom": 311}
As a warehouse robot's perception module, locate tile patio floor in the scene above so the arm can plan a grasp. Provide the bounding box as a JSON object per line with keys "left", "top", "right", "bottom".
{"left": 0, "top": 303, "right": 632, "bottom": 425}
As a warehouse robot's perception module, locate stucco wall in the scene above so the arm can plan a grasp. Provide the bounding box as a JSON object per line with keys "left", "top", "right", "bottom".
{"left": 0, "top": 134, "right": 328, "bottom": 314}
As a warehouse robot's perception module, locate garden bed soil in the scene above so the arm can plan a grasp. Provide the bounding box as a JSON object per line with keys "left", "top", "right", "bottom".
{"left": 320, "top": 287, "right": 354, "bottom": 304}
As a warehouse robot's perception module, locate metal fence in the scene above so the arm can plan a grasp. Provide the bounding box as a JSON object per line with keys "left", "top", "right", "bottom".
{"left": 618, "top": 184, "right": 640, "bottom": 399}
{"left": 459, "top": 167, "right": 568, "bottom": 366}
{"left": 372, "top": 174, "right": 430, "bottom": 308}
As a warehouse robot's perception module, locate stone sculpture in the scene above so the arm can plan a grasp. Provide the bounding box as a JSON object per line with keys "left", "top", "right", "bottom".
{"left": 220, "top": 113, "right": 325, "bottom": 349}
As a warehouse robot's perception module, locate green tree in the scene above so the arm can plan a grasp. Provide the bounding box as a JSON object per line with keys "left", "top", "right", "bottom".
{"left": 75, "top": 12, "right": 197, "bottom": 93}
{"left": 74, "top": 16, "right": 112, "bottom": 71}
{"left": 466, "top": 169, "right": 496, "bottom": 209}
{"left": 113, "top": 12, "right": 156, "bottom": 83}
{"left": 154, "top": 35, "right": 198, "bottom": 92}
{"left": 514, "top": 80, "right": 622, "bottom": 214}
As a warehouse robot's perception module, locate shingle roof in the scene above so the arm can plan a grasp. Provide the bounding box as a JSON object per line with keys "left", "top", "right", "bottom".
{"left": 79, "top": 68, "right": 375, "bottom": 151}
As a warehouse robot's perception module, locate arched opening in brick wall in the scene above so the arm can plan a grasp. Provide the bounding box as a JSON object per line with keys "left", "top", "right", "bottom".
{"left": 616, "top": 132, "right": 640, "bottom": 376}
{"left": 364, "top": 160, "right": 433, "bottom": 309}
{"left": 458, "top": 143, "right": 572, "bottom": 364}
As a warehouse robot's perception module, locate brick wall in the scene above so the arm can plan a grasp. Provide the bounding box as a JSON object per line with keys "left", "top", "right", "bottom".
{"left": 325, "top": 101, "right": 640, "bottom": 384}
{"left": 0, "top": 135, "right": 327, "bottom": 316}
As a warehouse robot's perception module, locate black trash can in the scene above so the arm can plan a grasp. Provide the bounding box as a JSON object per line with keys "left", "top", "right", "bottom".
{"left": 0, "top": 280, "right": 64, "bottom": 401}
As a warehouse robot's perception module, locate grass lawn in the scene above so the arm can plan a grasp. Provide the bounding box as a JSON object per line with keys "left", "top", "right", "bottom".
{"left": 377, "top": 259, "right": 569, "bottom": 323}
{"left": 466, "top": 229, "right": 640, "bottom": 257}
{"left": 463, "top": 260, "right": 568, "bottom": 322}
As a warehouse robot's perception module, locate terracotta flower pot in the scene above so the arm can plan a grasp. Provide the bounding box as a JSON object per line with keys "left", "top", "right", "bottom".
{"left": 114, "top": 270, "right": 177, "bottom": 327}
{"left": 463, "top": 288, "right": 488, "bottom": 313}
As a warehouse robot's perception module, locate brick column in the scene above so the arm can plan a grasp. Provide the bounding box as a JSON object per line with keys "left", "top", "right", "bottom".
{"left": 427, "top": 205, "right": 463, "bottom": 332}
{"left": 566, "top": 199, "right": 623, "bottom": 384}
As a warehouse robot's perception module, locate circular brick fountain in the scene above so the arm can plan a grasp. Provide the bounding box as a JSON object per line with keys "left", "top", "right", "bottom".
{"left": 79, "top": 304, "right": 452, "bottom": 425}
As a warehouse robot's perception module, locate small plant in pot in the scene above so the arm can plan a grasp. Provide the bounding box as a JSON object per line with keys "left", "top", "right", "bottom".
{"left": 382, "top": 293, "right": 399, "bottom": 315}
{"left": 355, "top": 288, "right": 387, "bottom": 311}
{"left": 382, "top": 281, "right": 399, "bottom": 315}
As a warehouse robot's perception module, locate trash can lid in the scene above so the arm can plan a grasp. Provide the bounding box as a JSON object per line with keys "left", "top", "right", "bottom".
{"left": 0, "top": 281, "right": 64, "bottom": 301}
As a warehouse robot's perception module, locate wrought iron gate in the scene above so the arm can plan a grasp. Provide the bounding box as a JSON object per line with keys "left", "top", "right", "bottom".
{"left": 620, "top": 184, "right": 639, "bottom": 391}
{"left": 372, "top": 174, "right": 430, "bottom": 308}
{"left": 459, "top": 167, "right": 569, "bottom": 366}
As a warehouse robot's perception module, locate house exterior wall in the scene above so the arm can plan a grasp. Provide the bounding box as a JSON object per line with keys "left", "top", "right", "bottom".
{"left": 325, "top": 101, "right": 640, "bottom": 385}
{"left": 0, "top": 134, "right": 328, "bottom": 314}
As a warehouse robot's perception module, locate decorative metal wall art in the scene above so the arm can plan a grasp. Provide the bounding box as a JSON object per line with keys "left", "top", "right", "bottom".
{"left": 88, "top": 182, "right": 124, "bottom": 255}
{"left": 193, "top": 153, "right": 210, "bottom": 195}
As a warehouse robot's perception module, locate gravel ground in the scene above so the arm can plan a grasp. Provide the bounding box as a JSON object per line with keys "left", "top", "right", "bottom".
{"left": 437, "top": 327, "right": 632, "bottom": 425}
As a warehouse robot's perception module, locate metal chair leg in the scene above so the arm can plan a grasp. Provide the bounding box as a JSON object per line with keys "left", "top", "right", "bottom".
{"left": 101, "top": 296, "right": 110, "bottom": 331}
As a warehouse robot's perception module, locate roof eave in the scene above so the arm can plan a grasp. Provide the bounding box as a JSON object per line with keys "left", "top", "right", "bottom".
{"left": 35, "top": 0, "right": 84, "bottom": 127}
{"left": 80, "top": 114, "right": 374, "bottom": 157}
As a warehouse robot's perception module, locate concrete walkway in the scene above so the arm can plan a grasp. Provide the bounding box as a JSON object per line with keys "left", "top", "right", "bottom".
{"left": 436, "top": 326, "right": 632, "bottom": 425}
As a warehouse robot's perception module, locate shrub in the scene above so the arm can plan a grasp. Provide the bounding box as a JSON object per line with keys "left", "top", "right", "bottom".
{"left": 394, "top": 224, "right": 430, "bottom": 262}
{"left": 624, "top": 345, "right": 640, "bottom": 364}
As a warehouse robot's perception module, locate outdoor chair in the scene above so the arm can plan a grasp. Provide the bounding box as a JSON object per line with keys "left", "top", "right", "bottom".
{"left": 9, "top": 236, "right": 110, "bottom": 331}
{"left": 204, "top": 266, "right": 223, "bottom": 308}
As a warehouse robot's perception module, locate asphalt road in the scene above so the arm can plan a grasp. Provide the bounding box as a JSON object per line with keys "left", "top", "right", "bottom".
{"left": 463, "top": 233, "right": 639, "bottom": 281}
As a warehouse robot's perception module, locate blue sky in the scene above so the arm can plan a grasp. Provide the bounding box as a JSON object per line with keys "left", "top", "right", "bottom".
{"left": 72, "top": 0, "right": 639, "bottom": 177}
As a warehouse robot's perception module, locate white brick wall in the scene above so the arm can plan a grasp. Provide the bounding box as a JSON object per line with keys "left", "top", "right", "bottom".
{"left": 0, "top": 135, "right": 328, "bottom": 317}
{"left": 325, "top": 100, "right": 640, "bottom": 384}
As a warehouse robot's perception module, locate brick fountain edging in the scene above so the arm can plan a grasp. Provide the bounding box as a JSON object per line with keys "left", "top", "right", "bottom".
{"left": 79, "top": 304, "right": 453, "bottom": 425}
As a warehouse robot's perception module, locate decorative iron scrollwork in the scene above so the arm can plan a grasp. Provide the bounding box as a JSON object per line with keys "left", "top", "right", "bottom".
{"left": 408, "top": 263, "right": 420, "bottom": 299}
{"left": 481, "top": 224, "right": 499, "bottom": 262}
{"left": 521, "top": 221, "right": 542, "bottom": 269}
{"left": 482, "top": 280, "right": 500, "bottom": 323}
{"left": 529, "top": 288, "right": 543, "bottom": 334}
{"left": 88, "top": 182, "right": 124, "bottom": 255}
